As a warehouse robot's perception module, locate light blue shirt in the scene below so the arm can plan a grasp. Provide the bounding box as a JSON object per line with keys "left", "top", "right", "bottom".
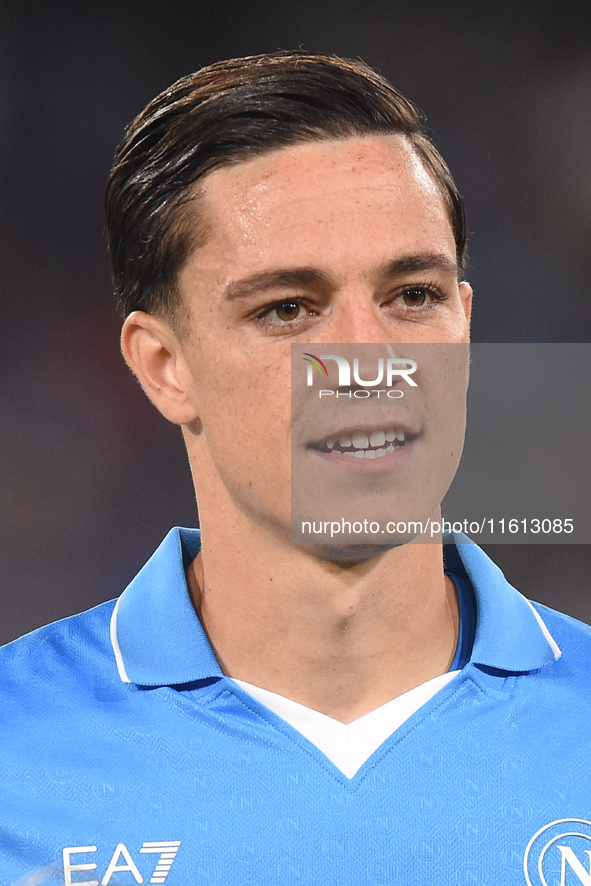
{"left": 1, "top": 528, "right": 589, "bottom": 886}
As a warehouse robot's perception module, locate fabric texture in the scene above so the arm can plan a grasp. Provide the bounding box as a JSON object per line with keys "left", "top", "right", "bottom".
{"left": 232, "top": 670, "right": 461, "bottom": 778}
{"left": 1, "top": 528, "right": 590, "bottom": 886}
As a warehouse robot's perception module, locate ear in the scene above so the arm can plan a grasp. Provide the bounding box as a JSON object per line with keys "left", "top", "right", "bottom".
{"left": 120, "top": 311, "right": 199, "bottom": 425}
{"left": 458, "top": 281, "right": 473, "bottom": 331}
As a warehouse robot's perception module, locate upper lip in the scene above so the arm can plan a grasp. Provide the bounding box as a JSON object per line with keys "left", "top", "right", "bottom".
{"left": 308, "top": 422, "right": 417, "bottom": 450}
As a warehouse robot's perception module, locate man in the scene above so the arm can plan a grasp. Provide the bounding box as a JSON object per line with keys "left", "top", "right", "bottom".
{"left": 1, "top": 52, "right": 590, "bottom": 886}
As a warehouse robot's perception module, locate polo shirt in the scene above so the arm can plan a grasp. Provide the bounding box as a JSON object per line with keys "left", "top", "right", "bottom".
{"left": 229, "top": 572, "right": 475, "bottom": 778}
{"left": 1, "top": 527, "right": 591, "bottom": 886}
{"left": 232, "top": 670, "right": 461, "bottom": 778}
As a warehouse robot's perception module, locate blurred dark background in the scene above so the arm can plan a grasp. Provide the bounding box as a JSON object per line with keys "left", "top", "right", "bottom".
{"left": 1, "top": 0, "right": 591, "bottom": 644}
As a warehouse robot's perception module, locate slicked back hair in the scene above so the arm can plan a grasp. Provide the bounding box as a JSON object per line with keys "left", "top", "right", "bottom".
{"left": 105, "top": 52, "right": 467, "bottom": 323}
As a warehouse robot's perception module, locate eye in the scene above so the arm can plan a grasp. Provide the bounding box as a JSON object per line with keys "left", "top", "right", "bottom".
{"left": 253, "top": 298, "right": 316, "bottom": 334}
{"left": 274, "top": 301, "right": 302, "bottom": 322}
{"left": 392, "top": 284, "right": 448, "bottom": 313}
{"left": 401, "top": 287, "right": 429, "bottom": 307}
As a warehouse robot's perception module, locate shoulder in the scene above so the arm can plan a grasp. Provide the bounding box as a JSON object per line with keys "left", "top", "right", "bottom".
{"left": 521, "top": 601, "right": 591, "bottom": 713}
{"left": 530, "top": 600, "right": 591, "bottom": 675}
{"left": 0, "top": 600, "right": 122, "bottom": 715}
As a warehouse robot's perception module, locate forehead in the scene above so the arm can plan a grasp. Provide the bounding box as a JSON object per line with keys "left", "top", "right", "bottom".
{"left": 190, "top": 135, "right": 455, "bottom": 281}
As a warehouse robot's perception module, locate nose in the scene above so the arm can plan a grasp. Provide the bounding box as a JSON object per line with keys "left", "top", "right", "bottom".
{"left": 322, "top": 288, "right": 392, "bottom": 344}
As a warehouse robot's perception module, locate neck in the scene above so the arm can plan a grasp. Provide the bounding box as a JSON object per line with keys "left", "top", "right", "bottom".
{"left": 186, "top": 499, "right": 458, "bottom": 725}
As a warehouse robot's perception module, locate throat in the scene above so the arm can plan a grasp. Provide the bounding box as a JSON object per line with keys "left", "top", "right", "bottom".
{"left": 187, "top": 523, "right": 458, "bottom": 724}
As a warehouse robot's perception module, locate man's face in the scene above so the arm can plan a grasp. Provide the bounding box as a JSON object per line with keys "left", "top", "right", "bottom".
{"left": 176, "top": 135, "right": 471, "bottom": 543}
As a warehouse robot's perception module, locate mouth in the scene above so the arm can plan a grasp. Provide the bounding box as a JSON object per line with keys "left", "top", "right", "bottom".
{"left": 311, "top": 427, "right": 414, "bottom": 460}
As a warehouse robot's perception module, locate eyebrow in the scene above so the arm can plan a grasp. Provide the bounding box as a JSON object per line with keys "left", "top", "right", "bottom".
{"left": 383, "top": 253, "right": 459, "bottom": 278}
{"left": 223, "top": 253, "right": 459, "bottom": 302}
{"left": 224, "top": 269, "right": 328, "bottom": 302}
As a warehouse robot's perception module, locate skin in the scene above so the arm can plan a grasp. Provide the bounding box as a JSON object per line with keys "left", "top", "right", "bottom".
{"left": 121, "top": 134, "right": 472, "bottom": 723}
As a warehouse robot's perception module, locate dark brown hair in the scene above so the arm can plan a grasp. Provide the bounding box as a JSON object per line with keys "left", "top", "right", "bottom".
{"left": 105, "top": 51, "right": 467, "bottom": 320}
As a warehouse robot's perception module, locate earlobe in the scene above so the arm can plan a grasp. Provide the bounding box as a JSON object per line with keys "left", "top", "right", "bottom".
{"left": 120, "top": 311, "right": 200, "bottom": 425}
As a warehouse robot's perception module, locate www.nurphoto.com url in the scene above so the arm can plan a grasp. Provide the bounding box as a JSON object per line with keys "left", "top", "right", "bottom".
{"left": 300, "top": 518, "right": 575, "bottom": 538}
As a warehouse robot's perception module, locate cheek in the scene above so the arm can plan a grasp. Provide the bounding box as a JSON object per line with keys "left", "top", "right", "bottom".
{"left": 449, "top": 289, "right": 472, "bottom": 338}
{"left": 197, "top": 367, "right": 294, "bottom": 524}
{"left": 434, "top": 305, "right": 470, "bottom": 344}
{"left": 193, "top": 355, "right": 293, "bottom": 475}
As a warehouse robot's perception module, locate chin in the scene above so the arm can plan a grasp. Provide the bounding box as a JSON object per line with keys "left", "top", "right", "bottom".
{"left": 300, "top": 539, "right": 412, "bottom": 564}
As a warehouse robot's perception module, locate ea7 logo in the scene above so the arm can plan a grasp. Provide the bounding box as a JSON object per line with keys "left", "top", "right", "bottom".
{"left": 63, "top": 841, "right": 181, "bottom": 885}
{"left": 524, "top": 819, "right": 591, "bottom": 885}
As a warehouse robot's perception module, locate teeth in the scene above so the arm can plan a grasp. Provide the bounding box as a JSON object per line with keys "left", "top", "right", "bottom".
{"left": 369, "top": 430, "right": 386, "bottom": 447}
{"left": 324, "top": 428, "right": 408, "bottom": 454}
{"left": 352, "top": 432, "right": 370, "bottom": 449}
{"left": 347, "top": 447, "right": 393, "bottom": 459}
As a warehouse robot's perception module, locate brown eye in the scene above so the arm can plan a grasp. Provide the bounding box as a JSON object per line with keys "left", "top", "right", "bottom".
{"left": 402, "top": 288, "right": 428, "bottom": 307}
{"left": 275, "top": 302, "right": 301, "bottom": 321}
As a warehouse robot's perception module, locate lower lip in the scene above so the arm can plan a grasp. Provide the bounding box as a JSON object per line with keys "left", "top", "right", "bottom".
{"left": 309, "top": 439, "right": 416, "bottom": 471}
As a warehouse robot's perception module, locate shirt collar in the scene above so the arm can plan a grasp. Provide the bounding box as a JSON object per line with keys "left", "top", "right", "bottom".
{"left": 110, "top": 527, "right": 222, "bottom": 685}
{"left": 444, "top": 533, "right": 561, "bottom": 671}
{"left": 111, "top": 527, "right": 560, "bottom": 687}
